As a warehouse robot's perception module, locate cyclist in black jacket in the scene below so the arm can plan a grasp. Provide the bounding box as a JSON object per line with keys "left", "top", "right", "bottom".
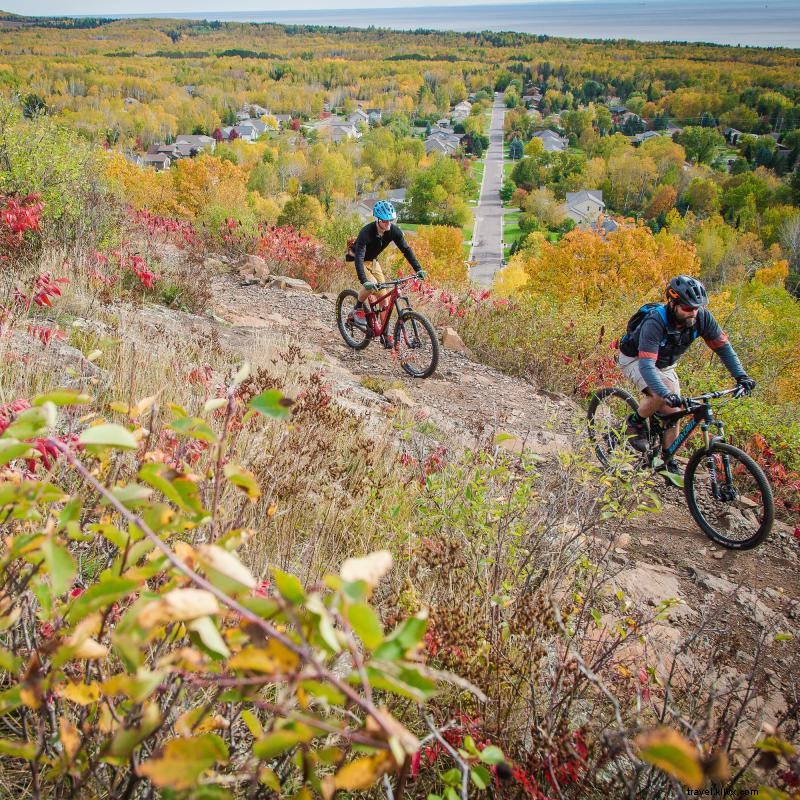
{"left": 347, "top": 201, "right": 426, "bottom": 343}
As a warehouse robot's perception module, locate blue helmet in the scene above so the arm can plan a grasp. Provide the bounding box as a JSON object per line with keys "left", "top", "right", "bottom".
{"left": 373, "top": 200, "right": 397, "bottom": 222}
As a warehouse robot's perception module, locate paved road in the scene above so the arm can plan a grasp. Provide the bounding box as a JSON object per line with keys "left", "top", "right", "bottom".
{"left": 469, "top": 95, "right": 507, "bottom": 286}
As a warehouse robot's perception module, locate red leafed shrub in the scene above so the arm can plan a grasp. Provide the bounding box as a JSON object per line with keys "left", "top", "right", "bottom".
{"left": 747, "top": 433, "right": 800, "bottom": 513}
{"left": 0, "top": 193, "right": 44, "bottom": 253}
{"left": 27, "top": 324, "right": 65, "bottom": 346}
{"left": 255, "top": 225, "right": 340, "bottom": 289}
{"left": 0, "top": 399, "right": 77, "bottom": 472}
{"left": 128, "top": 208, "right": 199, "bottom": 250}
{"left": 32, "top": 273, "right": 69, "bottom": 307}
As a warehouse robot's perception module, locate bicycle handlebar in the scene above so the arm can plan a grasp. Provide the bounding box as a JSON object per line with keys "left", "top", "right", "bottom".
{"left": 374, "top": 274, "right": 420, "bottom": 289}
{"left": 680, "top": 386, "right": 746, "bottom": 407}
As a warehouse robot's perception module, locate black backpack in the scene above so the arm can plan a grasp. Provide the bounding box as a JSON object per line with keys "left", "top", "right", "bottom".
{"left": 618, "top": 303, "right": 667, "bottom": 354}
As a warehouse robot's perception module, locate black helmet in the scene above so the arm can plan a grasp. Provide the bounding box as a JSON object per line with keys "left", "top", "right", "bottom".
{"left": 666, "top": 275, "right": 708, "bottom": 308}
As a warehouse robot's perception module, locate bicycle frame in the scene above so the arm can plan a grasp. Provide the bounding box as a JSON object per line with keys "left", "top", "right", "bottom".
{"left": 364, "top": 278, "right": 415, "bottom": 337}
{"left": 650, "top": 387, "right": 740, "bottom": 461}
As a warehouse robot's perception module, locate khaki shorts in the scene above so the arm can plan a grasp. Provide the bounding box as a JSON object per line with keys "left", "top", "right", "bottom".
{"left": 618, "top": 353, "right": 680, "bottom": 396}
{"left": 363, "top": 260, "right": 385, "bottom": 286}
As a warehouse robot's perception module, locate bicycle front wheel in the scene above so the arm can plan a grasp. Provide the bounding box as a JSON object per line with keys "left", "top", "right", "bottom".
{"left": 336, "top": 289, "right": 370, "bottom": 350}
{"left": 394, "top": 310, "right": 439, "bottom": 379}
{"left": 684, "top": 441, "right": 774, "bottom": 550}
{"left": 587, "top": 386, "right": 641, "bottom": 468}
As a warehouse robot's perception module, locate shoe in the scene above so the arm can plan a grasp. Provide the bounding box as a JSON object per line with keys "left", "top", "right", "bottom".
{"left": 351, "top": 308, "right": 367, "bottom": 330}
{"left": 663, "top": 459, "right": 683, "bottom": 476}
{"left": 624, "top": 414, "right": 649, "bottom": 452}
{"left": 380, "top": 333, "right": 395, "bottom": 349}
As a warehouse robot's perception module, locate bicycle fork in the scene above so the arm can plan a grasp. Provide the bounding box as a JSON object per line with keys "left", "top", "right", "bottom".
{"left": 702, "top": 424, "right": 735, "bottom": 502}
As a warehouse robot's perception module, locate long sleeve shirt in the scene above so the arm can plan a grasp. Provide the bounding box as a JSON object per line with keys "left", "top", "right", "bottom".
{"left": 351, "top": 221, "right": 421, "bottom": 284}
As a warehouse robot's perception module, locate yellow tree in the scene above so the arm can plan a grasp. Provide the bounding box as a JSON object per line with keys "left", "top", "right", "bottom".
{"left": 172, "top": 154, "right": 250, "bottom": 218}
{"left": 102, "top": 151, "right": 179, "bottom": 216}
{"left": 519, "top": 225, "right": 699, "bottom": 308}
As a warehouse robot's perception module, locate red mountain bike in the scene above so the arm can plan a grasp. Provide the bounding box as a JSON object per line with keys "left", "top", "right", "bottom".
{"left": 335, "top": 276, "right": 440, "bottom": 379}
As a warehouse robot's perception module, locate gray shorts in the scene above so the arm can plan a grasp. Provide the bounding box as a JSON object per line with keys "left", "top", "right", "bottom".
{"left": 618, "top": 353, "right": 680, "bottom": 396}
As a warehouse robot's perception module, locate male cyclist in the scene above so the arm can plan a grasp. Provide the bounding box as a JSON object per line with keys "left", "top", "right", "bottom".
{"left": 617, "top": 275, "right": 756, "bottom": 474}
{"left": 348, "top": 200, "right": 426, "bottom": 347}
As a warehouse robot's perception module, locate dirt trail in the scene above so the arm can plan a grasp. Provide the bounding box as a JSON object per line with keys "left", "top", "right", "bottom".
{"left": 205, "top": 270, "right": 799, "bottom": 720}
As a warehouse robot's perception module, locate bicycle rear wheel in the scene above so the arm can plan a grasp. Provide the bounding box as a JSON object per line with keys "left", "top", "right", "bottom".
{"left": 684, "top": 441, "right": 774, "bottom": 550}
{"left": 394, "top": 310, "right": 439, "bottom": 379}
{"left": 586, "top": 386, "right": 641, "bottom": 468}
{"left": 336, "top": 289, "right": 370, "bottom": 350}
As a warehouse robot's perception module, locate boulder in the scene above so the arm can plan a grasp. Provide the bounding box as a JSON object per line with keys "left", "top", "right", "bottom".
{"left": 440, "top": 326, "right": 470, "bottom": 355}
{"left": 268, "top": 276, "right": 313, "bottom": 293}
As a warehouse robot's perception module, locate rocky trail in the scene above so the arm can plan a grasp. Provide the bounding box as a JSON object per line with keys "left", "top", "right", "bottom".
{"left": 131, "top": 261, "right": 799, "bottom": 735}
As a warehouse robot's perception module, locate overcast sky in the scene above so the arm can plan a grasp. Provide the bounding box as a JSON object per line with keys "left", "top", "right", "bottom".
{"left": 9, "top": 0, "right": 547, "bottom": 17}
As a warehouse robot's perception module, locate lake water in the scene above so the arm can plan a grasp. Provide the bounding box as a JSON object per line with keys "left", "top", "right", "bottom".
{"left": 119, "top": 0, "right": 800, "bottom": 49}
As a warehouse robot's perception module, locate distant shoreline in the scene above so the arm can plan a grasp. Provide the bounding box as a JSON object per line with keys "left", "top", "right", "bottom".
{"left": 4, "top": 0, "right": 800, "bottom": 49}
{"left": 76, "top": 0, "right": 800, "bottom": 49}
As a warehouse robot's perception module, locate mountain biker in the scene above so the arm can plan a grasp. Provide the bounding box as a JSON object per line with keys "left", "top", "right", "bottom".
{"left": 618, "top": 275, "right": 756, "bottom": 474}
{"left": 349, "top": 200, "right": 426, "bottom": 347}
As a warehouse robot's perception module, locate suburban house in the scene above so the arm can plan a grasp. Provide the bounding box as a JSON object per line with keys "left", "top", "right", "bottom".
{"left": 522, "top": 91, "right": 542, "bottom": 108}
{"left": 142, "top": 153, "right": 171, "bottom": 171}
{"left": 451, "top": 100, "right": 472, "bottom": 123}
{"left": 366, "top": 108, "right": 382, "bottom": 124}
{"left": 532, "top": 129, "right": 568, "bottom": 152}
{"left": 631, "top": 130, "right": 662, "bottom": 146}
{"left": 347, "top": 108, "right": 369, "bottom": 128}
{"left": 563, "top": 190, "right": 606, "bottom": 227}
{"left": 310, "top": 116, "right": 362, "bottom": 142}
{"left": 231, "top": 123, "right": 258, "bottom": 142}
{"left": 175, "top": 134, "right": 216, "bottom": 153}
{"left": 424, "top": 130, "right": 463, "bottom": 156}
{"left": 354, "top": 188, "right": 407, "bottom": 221}
{"left": 123, "top": 151, "right": 143, "bottom": 167}
{"left": 274, "top": 114, "right": 293, "bottom": 126}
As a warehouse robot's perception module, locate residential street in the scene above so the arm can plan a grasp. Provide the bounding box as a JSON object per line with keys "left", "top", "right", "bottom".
{"left": 469, "top": 94, "right": 507, "bottom": 285}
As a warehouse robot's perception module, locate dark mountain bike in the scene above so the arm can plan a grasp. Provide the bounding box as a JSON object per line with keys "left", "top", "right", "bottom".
{"left": 587, "top": 385, "right": 774, "bottom": 550}
{"left": 335, "top": 275, "right": 439, "bottom": 379}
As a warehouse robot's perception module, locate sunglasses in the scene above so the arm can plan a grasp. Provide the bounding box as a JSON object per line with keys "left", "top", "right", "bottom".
{"left": 676, "top": 303, "right": 699, "bottom": 313}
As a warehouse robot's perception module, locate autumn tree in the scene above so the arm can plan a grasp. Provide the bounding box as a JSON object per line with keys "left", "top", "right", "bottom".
{"left": 276, "top": 193, "right": 326, "bottom": 235}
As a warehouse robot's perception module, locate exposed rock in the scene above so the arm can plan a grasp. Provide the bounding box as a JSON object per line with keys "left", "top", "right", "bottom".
{"left": 10, "top": 330, "right": 104, "bottom": 389}
{"left": 268, "top": 276, "right": 313, "bottom": 293}
{"left": 383, "top": 388, "right": 416, "bottom": 408}
{"left": 440, "top": 326, "right": 471, "bottom": 355}
{"left": 614, "top": 562, "right": 696, "bottom": 620}
{"left": 203, "top": 256, "right": 226, "bottom": 271}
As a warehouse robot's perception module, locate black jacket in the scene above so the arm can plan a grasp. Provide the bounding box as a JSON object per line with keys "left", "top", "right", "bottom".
{"left": 349, "top": 221, "right": 421, "bottom": 284}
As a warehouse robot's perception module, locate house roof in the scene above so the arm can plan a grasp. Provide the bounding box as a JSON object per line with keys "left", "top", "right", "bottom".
{"left": 566, "top": 190, "right": 604, "bottom": 207}
{"left": 175, "top": 134, "right": 214, "bottom": 147}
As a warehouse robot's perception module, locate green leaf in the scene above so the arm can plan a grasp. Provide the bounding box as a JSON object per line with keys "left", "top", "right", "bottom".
{"left": 756, "top": 787, "right": 792, "bottom": 800}
{"left": 774, "top": 633, "right": 793, "bottom": 642}
{"left": 223, "top": 463, "right": 260, "bottom": 500}
{"left": 138, "top": 463, "right": 207, "bottom": 518}
{"left": 298, "top": 680, "right": 346, "bottom": 706}
{"left": 169, "top": 416, "right": 218, "bottom": 443}
{"left": 0, "top": 441, "right": 32, "bottom": 467}
{"left": 249, "top": 389, "right": 294, "bottom": 419}
{"left": 470, "top": 765, "right": 491, "bottom": 790}
{"left": 137, "top": 733, "right": 229, "bottom": 790}
{"left": 33, "top": 390, "right": 92, "bottom": 407}
{"left": 441, "top": 768, "right": 461, "bottom": 786}
{"left": 3, "top": 404, "right": 55, "bottom": 440}
{"left": 241, "top": 709, "right": 263, "bottom": 739}
{"left": 40, "top": 538, "right": 75, "bottom": 596}
{"left": 66, "top": 577, "right": 140, "bottom": 625}
{"left": 479, "top": 745, "right": 505, "bottom": 765}
{"left": 79, "top": 423, "right": 138, "bottom": 450}
{"left": 272, "top": 568, "right": 306, "bottom": 604}
{"left": 0, "top": 738, "right": 38, "bottom": 759}
{"left": 188, "top": 615, "right": 231, "bottom": 659}
{"left": 347, "top": 603, "right": 384, "bottom": 649}
{"left": 0, "top": 645, "right": 19, "bottom": 672}
{"left": 253, "top": 722, "right": 315, "bottom": 760}
{"left": 373, "top": 611, "right": 428, "bottom": 660}
{"left": 104, "top": 483, "right": 153, "bottom": 508}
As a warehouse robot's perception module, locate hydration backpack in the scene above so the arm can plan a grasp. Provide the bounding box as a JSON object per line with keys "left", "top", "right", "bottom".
{"left": 344, "top": 237, "right": 356, "bottom": 262}
{"left": 618, "top": 303, "right": 667, "bottom": 352}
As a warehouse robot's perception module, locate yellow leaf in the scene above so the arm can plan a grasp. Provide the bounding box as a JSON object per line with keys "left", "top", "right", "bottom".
{"left": 57, "top": 681, "right": 101, "bottom": 706}
{"left": 227, "top": 640, "right": 299, "bottom": 674}
{"left": 138, "top": 588, "right": 220, "bottom": 628}
{"left": 71, "top": 638, "right": 108, "bottom": 660}
{"left": 267, "top": 504, "right": 277, "bottom": 518}
{"left": 636, "top": 728, "right": 704, "bottom": 789}
{"left": 137, "top": 733, "right": 228, "bottom": 790}
{"left": 340, "top": 550, "right": 393, "bottom": 587}
{"left": 334, "top": 752, "right": 395, "bottom": 792}
{"left": 174, "top": 708, "right": 229, "bottom": 737}
{"left": 59, "top": 717, "right": 81, "bottom": 762}
{"left": 20, "top": 687, "right": 42, "bottom": 709}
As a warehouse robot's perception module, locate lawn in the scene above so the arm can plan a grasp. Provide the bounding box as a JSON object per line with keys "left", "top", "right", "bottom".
{"left": 503, "top": 210, "right": 522, "bottom": 252}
